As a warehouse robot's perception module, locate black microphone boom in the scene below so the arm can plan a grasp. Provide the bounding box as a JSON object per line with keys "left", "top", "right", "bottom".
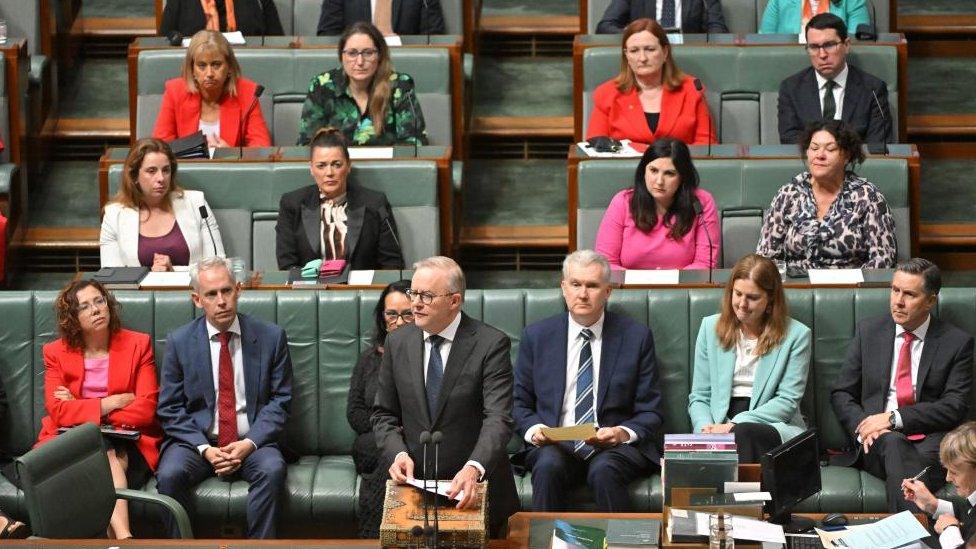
{"left": 419, "top": 431, "right": 432, "bottom": 546}
{"left": 870, "top": 88, "right": 890, "bottom": 147}
{"left": 198, "top": 205, "right": 220, "bottom": 257}
{"left": 383, "top": 214, "right": 405, "bottom": 269}
{"left": 238, "top": 85, "right": 266, "bottom": 159}
{"left": 693, "top": 199, "right": 715, "bottom": 284}
{"left": 431, "top": 431, "right": 443, "bottom": 549}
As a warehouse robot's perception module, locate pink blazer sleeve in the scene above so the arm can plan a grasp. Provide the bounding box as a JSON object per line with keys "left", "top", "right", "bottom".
{"left": 687, "top": 190, "right": 721, "bottom": 269}
{"left": 153, "top": 79, "right": 181, "bottom": 141}
{"left": 594, "top": 190, "right": 630, "bottom": 269}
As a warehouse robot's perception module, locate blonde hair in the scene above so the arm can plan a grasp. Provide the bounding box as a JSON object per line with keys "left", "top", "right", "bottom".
{"left": 615, "top": 18, "right": 685, "bottom": 93}
{"left": 182, "top": 30, "right": 241, "bottom": 96}
{"left": 715, "top": 254, "right": 789, "bottom": 357}
{"left": 940, "top": 422, "right": 976, "bottom": 468}
{"left": 110, "top": 138, "right": 184, "bottom": 211}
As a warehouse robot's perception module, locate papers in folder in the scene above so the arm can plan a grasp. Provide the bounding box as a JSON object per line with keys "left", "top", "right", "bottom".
{"left": 577, "top": 139, "right": 643, "bottom": 158}
{"left": 541, "top": 423, "right": 598, "bottom": 441}
{"left": 822, "top": 511, "right": 929, "bottom": 549}
{"left": 182, "top": 31, "right": 245, "bottom": 47}
{"left": 405, "top": 478, "right": 462, "bottom": 501}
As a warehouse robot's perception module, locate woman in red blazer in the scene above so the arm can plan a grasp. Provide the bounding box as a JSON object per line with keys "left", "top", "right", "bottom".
{"left": 35, "top": 280, "right": 162, "bottom": 540}
{"left": 153, "top": 30, "right": 271, "bottom": 147}
{"left": 586, "top": 18, "right": 716, "bottom": 151}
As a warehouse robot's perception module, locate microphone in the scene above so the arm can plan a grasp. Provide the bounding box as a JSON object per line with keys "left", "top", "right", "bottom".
{"left": 198, "top": 205, "right": 220, "bottom": 257}
{"left": 418, "top": 431, "right": 433, "bottom": 546}
{"left": 238, "top": 84, "right": 266, "bottom": 159}
{"left": 167, "top": 30, "right": 184, "bottom": 46}
{"left": 422, "top": 0, "right": 431, "bottom": 45}
{"left": 695, "top": 77, "right": 715, "bottom": 155}
{"left": 405, "top": 85, "right": 421, "bottom": 158}
{"left": 870, "top": 88, "right": 890, "bottom": 149}
{"left": 693, "top": 198, "right": 715, "bottom": 284}
{"left": 383, "top": 214, "right": 405, "bottom": 269}
{"left": 431, "top": 431, "right": 443, "bottom": 549}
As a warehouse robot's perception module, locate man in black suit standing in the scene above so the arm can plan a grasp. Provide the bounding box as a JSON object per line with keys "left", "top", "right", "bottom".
{"left": 317, "top": 0, "right": 446, "bottom": 36}
{"left": 832, "top": 258, "right": 974, "bottom": 514}
{"left": 596, "top": 0, "right": 728, "bottom": 34}
{"left": 372, "top": 256, "right": 519, "bottom": 536}
{"left": 778, "top": 13, "right": 892, "bottom": 145}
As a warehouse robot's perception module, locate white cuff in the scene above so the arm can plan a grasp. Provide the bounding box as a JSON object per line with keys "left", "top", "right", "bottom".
{"left": 893, "top": 410, "right": 904, "bottom": 430}
{"left": 939, "top": 524, "right": 964, "bottom": 549}
{"left": 933, "top": 499, "right": 954, "bottom": 519}
{"left": 525, "top": 424, "right": 547, "bottom": 445}
{"left": 197, "top": 443, "right": 210, "bottom": 456}
{"left": 620, "top": 426, "right": 638, "bottom": 444}
{"left": 464, "top": 460, "right": 485, "bottom": 480}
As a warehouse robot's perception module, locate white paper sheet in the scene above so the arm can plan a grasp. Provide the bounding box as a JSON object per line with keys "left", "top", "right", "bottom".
{"left": 667, "top": 33, "right": 684, "bottom": 45}
{"left": 405, "top": 478, "right": 462, "bottom": 501}
{"left": 349, "top": 147, "right": 395, "bottom": 159}
{"left": 182, "top": 31, "right": 245, "bottom": 47}
{"left": 729, "top": 517, "right": 786, "bottom": 544}
{"left": 807, "top": 268, "right": 864, "bottom": 285}
{"left": 577, "top": 140, "right": 643, "bottom": 158}
{"left": 725, "top": 481, "right": 761, "bottom": 493}
{"left": 140, "top": 271, "right": 192, "bottom": 288}
{"left": 624, "top": 269, "right": 680, "bottom": 285}
{"left": 833, "top": 511, "right": 929, "bottom": 549}
{"left": 384, "top": 35, "right": 403, "bottom": 46}
{"left": 732, "top": 492, "right": 771, "bottom": 502}
{"left": 347, "top": 270, "right": 375, "bottom": 286}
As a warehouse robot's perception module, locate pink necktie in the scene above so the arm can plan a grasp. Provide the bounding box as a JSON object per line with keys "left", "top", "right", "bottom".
{"left": 894, "top": 331, "right": 925, "bottom": 441}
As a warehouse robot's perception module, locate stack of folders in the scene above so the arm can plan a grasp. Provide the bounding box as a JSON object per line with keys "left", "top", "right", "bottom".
{"left": 665, "top": 508, "right": 707, "bottom": 544}
{"left": 169, "top": 131, "right": 209, "bottom": 159}
{"left": 662, "top": 434, "right": 738, "bottom": 506}
{"left": 551, "top": 519, "right": 661, "bottom": 549}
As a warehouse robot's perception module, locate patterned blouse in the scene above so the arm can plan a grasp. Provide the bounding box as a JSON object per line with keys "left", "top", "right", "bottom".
{"left": 756, "top": 171, "right": 897, "bottom": 269}
{"left": 297, "top": 68, "right": 429, "bottom": 146}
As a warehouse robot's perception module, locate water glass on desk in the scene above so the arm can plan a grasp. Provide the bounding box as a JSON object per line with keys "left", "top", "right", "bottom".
{"left": 709, "top": 513, "right": 734, "bottom": 549}
{"left": 0, "top": 20, "right": 7, "bottom": 45}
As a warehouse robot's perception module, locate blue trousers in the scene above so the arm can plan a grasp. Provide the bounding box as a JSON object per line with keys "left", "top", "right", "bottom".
{"left": 526, "top": 443, "right": 653, "bottom": 512}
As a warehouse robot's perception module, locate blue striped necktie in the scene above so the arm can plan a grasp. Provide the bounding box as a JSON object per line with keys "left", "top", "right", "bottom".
{"left": 660, "top": 0, "right": 676, "bottom": 29}
{"left": 574, "top": 328, "right": 596, "bottom": 460}
{"left": 426, "top": 335, "right": 444, "bottom": 417}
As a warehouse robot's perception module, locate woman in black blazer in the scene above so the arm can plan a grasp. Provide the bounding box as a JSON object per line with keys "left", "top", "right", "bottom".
{"left": 161, "top": 0, "right": 284, "bottom": 37}
{"left": 274, "top": 127, "right": 404, "bottom": 272}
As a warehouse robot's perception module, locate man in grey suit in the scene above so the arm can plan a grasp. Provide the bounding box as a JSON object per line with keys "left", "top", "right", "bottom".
{"left": 372, "top": 256, "right": 519, "bottom": 535}
{"left": 596, "top": 0, "right": 729, "bottom": 34}
{"left": 831, "top": 258, "right": 973, "bottom": 513}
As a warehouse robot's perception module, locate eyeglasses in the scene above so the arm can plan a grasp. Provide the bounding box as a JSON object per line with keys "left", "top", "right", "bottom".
{"left": 342, "top": 48, "right": 379, "bottom": 61}
{"left": 384, "top": 310, "right": 415, "bottom": 323}
{"left": 405, "top": 289, "right": 456, "bottom": 305}
{"left": 77, "top": 296, "right": 107, "bottom": 314}
{"left": 805, "top": 41, "right": 842, "bottom": 54}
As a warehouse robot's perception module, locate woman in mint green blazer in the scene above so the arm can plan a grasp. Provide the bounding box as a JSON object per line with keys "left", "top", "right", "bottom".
{"left": 759, "top": 0, "right": 870, "bottom": 34}
{"left": 688, "top": 254, "right": 812, "bottom": 462}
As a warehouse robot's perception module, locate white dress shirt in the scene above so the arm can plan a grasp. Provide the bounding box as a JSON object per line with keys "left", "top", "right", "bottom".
{"left": 731, "top": 332, "right": 760, "bottom": 398}
{"left": 815, "top": 64, "right": 848, "bottom": 121}
{"left": 656, "top": 0, "right": 683, "bottom": 30}
{"left": 933, "top": 490, "right": 976, "bottom": 548}
{"left": 887, "top": 315, "right": 931, "bottom": 429}
{"left": 197, "top": 316, "right": 253, "bottom": 454}
{"left": 525, "top": 312, "right": 637, "bottom": 446}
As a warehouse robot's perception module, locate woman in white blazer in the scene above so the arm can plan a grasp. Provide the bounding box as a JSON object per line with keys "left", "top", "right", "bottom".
{"left": 100, "top": 138, "right": 224, "bottom": 270}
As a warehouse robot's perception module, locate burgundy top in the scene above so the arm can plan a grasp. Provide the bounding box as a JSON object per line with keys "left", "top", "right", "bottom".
{"left": 138, "top": 221, "right": 191, "bottom": 267}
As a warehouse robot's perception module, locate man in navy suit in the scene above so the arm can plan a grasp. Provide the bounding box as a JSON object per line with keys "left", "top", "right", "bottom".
{"left": 513, "top": 250, "right": 663, "bottom": 511}
{"left": 156, "top": 257, "right": 293, "bottom": 538}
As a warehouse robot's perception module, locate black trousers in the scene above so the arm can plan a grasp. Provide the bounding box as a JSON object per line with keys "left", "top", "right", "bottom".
{"left": 728, "top": 397, "right": 782, "bottom": 464}
{"left": 859, "top": 431, "right": 943, "bottom": 514}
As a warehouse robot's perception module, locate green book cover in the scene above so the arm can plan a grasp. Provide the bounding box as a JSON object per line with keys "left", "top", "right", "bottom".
{"left": 552, "top": 520, "right": 607, "bottom": 549}
{"left": 606, "top": 519, "right": 660, "bottom": 547}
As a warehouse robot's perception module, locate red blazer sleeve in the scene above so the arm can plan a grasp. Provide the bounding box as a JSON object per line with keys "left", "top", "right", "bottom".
{"left": 237, "top": 78, "right": 272, "bottom": 147}
{"left": 693, "top": 81, "right": 717, "bottom": 145}
{"left": 106, "top": 331, "right": 160, "bottom": 429}
{"left": 153, "top": 78, "right": 183, "bottom": 142}
{"left": 586, "top": 80, "right": 615, "bottom": 139}
{"left": 41, "top": 341, "right": 101, "bottom": 428}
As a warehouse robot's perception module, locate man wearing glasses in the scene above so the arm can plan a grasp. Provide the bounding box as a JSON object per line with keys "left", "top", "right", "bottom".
{"left": 777, "top": 13, "right": 892, "bottom": 145}
{"left": 372, "top": 256, "right": 520, "bottom": 536}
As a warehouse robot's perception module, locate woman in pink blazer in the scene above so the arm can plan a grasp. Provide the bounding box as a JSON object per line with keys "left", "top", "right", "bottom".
{"left": 595, "top": 137, "right": 720, "bottom": 270}
{"left": 586, "top": 18, "right": 716, "bottom": 151}
{"left": 153, "top": 30, "right": 271, "bottom": 147}
{"left": 35, "top": 280, "right": 162, "bottom": 539}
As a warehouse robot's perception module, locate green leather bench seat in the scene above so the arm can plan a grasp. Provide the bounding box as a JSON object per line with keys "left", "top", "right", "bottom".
{"left": 575, "top": 157, "right": 911, "bottom": 268}
{"left": 135, "top": 47, "right": 453, "bottom": 148}
{"left": 106, "top": 160, "right": 440, "bottom": 272}
{"left": 581, "top": 45, "right": 899, "bottom": 144}
{"left": 1, "top": 287, "right": 974, "bottom": 535}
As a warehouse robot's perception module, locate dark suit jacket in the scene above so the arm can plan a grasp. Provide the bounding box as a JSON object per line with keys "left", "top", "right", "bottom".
{"left": 596, "top": 0, "right": 728, "bottom": 34}
{"left": 372, "top": 313, "right": 520, "bottom": 532}
{"left": 317, "top": 0, "right": 446, "bottom": 35}
{"left": 830, "top": 315, "right": 973, "bottom": 454}
{"left": 157, "top": 313, "right": 293, "bottom": 453}
{"left": 160, "top": 0, "right": 284, "bottom": 36}
{"left": 513, "top": 311, "right": 663, "bottom": 463}
{"left": 274, "top": 183, "right": 404, "bottom": 271}
{"left": 778, "top": 64, "right": 893, "bottom": 145}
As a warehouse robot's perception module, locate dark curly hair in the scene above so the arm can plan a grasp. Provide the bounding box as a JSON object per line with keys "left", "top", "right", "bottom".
{"left": 630, "top": 137, "right": 700, "bottom": 240}
{"left": 55, "top": 280, "right": 122, "bottom": 351}
{"left": 798, "top": 119, "right": 865, "bottom": 170}
{"left": 371, "top": 280, "right": 412, "bottom": 349}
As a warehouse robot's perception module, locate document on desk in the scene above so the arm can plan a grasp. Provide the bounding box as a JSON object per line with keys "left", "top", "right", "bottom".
{"left": 541, "top": 423, "right": 598, "bottom": 441}
{"left": 807, "top": 269, "right": 864, "bottom": 285}
{"left": 729, "top": 516, "right": 786, "bottom": 544}
{"left": 833, "top": 511, "right": 929, "bottom": 549}
{"left": 405, "top": 478, "right": 462, "bottom": 501}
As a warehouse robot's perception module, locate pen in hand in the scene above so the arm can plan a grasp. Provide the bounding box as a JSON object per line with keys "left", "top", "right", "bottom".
{"left": 910, "top": 466, "right": 930, "bottom": 482}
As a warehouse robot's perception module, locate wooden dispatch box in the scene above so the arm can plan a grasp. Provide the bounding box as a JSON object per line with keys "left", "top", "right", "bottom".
{"left": 380, "top": 480, "right": 488, "bottom": 549}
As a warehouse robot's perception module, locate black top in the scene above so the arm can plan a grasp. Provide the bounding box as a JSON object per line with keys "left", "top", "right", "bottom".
{"left": 347, "top": 347, "right": 382, "bottom": 473}
{"left": 160, "top": 0, "right": 284, "bottom": 37}
{"left": 645, "top": 112, "right": 660, "bottom": 133}
{"left": 316, "top": 0, "right": 446, "bottom": 35}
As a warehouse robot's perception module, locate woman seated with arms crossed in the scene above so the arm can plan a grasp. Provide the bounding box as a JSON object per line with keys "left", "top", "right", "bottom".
{"left": 297, "top": 21, "right": 428, "bottom": 146}
{"left": 35, "top": 280, "right": 163, "bottom": 539}
{"left": 759, "top": 0, "right": 870, "bottom": 34}
{"left": 756, "top": 119, "right": 896, "bottom": 269}
{"left": 160, "top": 0, "right": 284, "bottom": 38}
{"left": 903, "top": 422, "right": 976, "bottom": 548}
{"left": 153, "top": 30, "right": 271, "bottom": 148}
{"left": 275, "top": 127, "right": 404, "bottom": 271}
{"left": 586, "top": 18, "right": 715, "bottom": 152}
{"left": 595, "top": 137, "right": 719, "bottom": 270}
{"left": 688, "top": 254, "right": 811, "bottom": 463}
{"left": 100, "top": 138, "right": 226, "bottom": 271}
{"left": 347, "top": 280, "right": 413, "bottom": 538}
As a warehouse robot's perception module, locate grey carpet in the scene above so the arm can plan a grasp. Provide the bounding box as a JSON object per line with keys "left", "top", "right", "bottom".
{"left": 899, "top": 0, "right": 976, "bottom": 15}
{"left": 908, "top": 58, "right": 976, "bottom": 115}
{"left": 920, "top": 159, "right": 976, "bottom": 224}
{"left": 473, "top": 56, "right": 573, "bottom": 117}
{"left": 29, "top": 162, "right": 102, "bottom": 228}
{"left": 482, "top": 0, "right": 578, "bottom": 17}
{"left": 60, "top": 58, "right": 129, "bottom": 119}
{"left": 463, "top": 159, "right": 567, "bottom": 226}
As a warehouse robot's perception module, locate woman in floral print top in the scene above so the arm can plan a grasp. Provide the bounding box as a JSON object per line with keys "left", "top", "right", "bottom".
{"left": 756, "top": 120, "right": 897, "bottom": 269}
{"left": 297, "top": 21, "right": 428, "bottom": 146}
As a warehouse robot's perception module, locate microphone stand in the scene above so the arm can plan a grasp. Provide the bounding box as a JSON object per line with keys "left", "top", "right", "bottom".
{"left": 198, "top": 206, "right": 220, "bottom": 257}
{"left": 419, "top": 431, "right": 432, "bottom": 548}
{"left": 238, "top": 85, "right": 265, "bottom": 159}
{"left": 431, "top": 431, "right": 443, "bottom": 549}
{"left": 694, "top": 199, "right": 715, "bottom": 283}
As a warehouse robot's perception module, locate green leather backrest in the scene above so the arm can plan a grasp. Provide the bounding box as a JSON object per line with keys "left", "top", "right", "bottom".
{"left": 0, "top": 61, "right": 8, "bottom": 164}
{"left": 4, "top": 289, "right": 972, "bottom": 458}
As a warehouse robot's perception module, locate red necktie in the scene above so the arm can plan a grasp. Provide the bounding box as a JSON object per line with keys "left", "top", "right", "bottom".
{"left": 217, "top": 331, "right": 239, "bottom": 447}
{"left": 894, "top": 331, "right": 925, "bottom": 441}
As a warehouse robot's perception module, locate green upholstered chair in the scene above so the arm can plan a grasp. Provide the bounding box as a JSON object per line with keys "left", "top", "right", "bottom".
{"left": 14, "top": 423, "right": 192, "bottom": 539}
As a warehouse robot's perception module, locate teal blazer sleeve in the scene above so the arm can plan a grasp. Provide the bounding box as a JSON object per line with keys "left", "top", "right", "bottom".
{"left": 759, "top": 0, "right": 871, "bottom": 35}
{"left": 688, "top": 314, "right": 811, "bottom": 443}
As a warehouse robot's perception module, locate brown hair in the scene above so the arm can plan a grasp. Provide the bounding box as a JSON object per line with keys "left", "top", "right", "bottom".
{"left": 940, "top": 422, "right": 976, "bottom": 468}
{"left": 339, "top": 22, "right": 393, "bottom": 135}
{"left": 308, "top": 127, "right": 350, "bottom": 160}
{"left": 110, "top": 138, "right": 184, "bottom": 211}
{"left": 182, "top": 30, "right": 241, "bottom": 96}
{"left": 715, "top": 254, "right": 789, "bottom": 356}
{"left": 615, "top": 18, "right": 685, "bottom": 93}
{"left": 55, "top": 280, "right": 122, "bottom": 351}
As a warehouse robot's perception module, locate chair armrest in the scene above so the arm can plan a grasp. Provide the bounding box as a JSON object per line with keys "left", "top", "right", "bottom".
{"left": 116, "top": 488, "right": 194, "bottom": 538}
{"left": 0, "top": 163, "right": 18, "bottom": 194}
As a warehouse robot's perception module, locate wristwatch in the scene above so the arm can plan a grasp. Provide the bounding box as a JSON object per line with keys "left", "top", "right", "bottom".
{"left": 889, "top": 411, "right": 897, "bottom": 429}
